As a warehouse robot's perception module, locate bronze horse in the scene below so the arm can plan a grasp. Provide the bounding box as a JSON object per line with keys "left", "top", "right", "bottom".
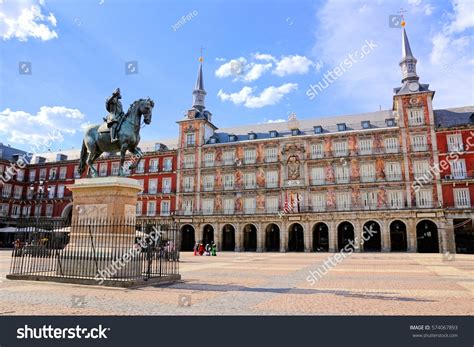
{"left": 78, "top": 98, "right": 154, "bottom": 177}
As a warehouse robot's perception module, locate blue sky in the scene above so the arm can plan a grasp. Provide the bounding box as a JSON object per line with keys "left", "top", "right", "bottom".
{"left": 0, "top": 0, "right": 473, "bottom": 153}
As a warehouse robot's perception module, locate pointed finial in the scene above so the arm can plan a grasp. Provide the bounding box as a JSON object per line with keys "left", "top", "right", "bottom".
{"left": 199, "top": 46, "right": 205, "bottom": 62}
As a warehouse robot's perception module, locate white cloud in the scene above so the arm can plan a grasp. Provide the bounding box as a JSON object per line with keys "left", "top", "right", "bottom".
{"left": 264, "top": 118, "right": 286, "bottom": 123}
{"left": 447, "top": 0, "right": 474, "bottom": 33}
{"left": 252, "top": 52, "right": 277, "bottom": 62}
{"left": 242, "top": 63, "right": 272, "bottom": 82}
{"left": 215, "top": 57, "right": 226, "bottom": 62}
{"left": 0, "top": 3, "right": 58, "bottom": 41}
{"left": 0, "top": 106, "right": 87, "bottom": 147}
{"left": 218, "top": 83, "right": 298, "bottom": 108}
{"left": 215, "top": 57, "right": 247, "bottom": 78}
{"left": 272, "top": 55, "right": 314, "bottom": 77}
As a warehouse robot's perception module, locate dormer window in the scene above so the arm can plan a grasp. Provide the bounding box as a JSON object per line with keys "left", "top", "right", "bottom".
{"left": 361, "top": 121, "right": 371, "bottom": 129}
{"left": 229, "top": 134, "right": 237, "bottom": 142}
{"left": 248, "top": 132, "right": 257, "bottom": 140}
{"left": 270, "top": 130, "right": 278, "bottom": 138}
{"left": 291, "top": 128, "right": 299, "bottom": 136}
{"left": 385, "top": 118, "right": 396, "bottom": 127}
{"left": 209, "top": 136, "right": 218, "bottom": 144}
{"left": 337, "top": 123, "right": 346, "bottom": 132}
{"left": 314, "top": 126, "right": 323, "bottom": 134}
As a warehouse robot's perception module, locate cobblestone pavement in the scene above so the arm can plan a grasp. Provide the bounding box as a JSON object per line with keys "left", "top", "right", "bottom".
{"left": 0, "top": 250, "right": 472, "bottom": 315}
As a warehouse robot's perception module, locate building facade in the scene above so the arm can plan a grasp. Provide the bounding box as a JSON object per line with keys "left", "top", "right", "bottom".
{"left": 0, "top": 27, "right": 473, "bottom": 253}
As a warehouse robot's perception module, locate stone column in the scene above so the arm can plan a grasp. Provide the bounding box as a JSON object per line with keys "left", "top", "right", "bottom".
{"left": 407, "top": 219, "right": 417, "bottom": 252}
{"left": 235, "top": 223, "right": 242, "bottom": 252}
{"left": 215, "top": 223, "right": 221, "bottom": 251}
{"left": 353, "top": 220, "right": 362, "bottom": 252}
{"left": 304, "top": 222, "right": 311, "bottom": 252}
{"left": 280, "top": 221, "right": 287, "bottom": 252}
{"left": 256, "top": 222, "right": 264, "bottom": 252}
{"left": 440, "top": 219, "right": 456, "bottom": 254}
{"left": 328, "top": 220, "right": 337, "bottom": 252}
{"left": 381, "top": 219, "right": 390, "bottom": 252}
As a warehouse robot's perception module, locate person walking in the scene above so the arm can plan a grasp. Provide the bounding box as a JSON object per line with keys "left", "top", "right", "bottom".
{"left": 211, "top": 241, "right": 217, "bottom": 256}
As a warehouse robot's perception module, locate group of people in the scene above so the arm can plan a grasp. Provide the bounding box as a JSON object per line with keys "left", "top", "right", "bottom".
{"left": 194, "top": 241, "right": 217, "bottom": 256}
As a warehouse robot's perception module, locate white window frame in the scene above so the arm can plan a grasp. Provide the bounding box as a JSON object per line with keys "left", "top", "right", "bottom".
{"left": 408, "top": 108, "right": 424, "bottom": 126}
{"left": 454, "top": 188, "right": 470, "bottom": 208}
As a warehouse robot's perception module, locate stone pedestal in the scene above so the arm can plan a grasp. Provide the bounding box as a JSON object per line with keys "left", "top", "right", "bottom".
{"left": 59, "top": 177, "right": 143, "bottom": 278}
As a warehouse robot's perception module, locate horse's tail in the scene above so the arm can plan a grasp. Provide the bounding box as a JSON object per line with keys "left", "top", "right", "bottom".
{"left": 77, "top": 140, "right": 88, "bottom": 176}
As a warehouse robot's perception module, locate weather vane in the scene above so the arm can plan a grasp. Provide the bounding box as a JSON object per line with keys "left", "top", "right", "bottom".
{"left": 399, "top": 8, "right": 407, "bottom": 27}
{"left": 199, "top": 46, "right": 205, "bottom": 62}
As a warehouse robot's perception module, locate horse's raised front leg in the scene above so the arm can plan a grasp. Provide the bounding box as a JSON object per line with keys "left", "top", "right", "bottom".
{"left": 128, "top": 146, "right": 143, "bottom": 171}
{"left": 118, "top": 144, "right": 128, "bottom": 176}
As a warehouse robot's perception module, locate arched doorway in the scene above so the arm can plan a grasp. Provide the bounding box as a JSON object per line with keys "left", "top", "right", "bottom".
{"left": 390, "top": 220, "right": 407, "bottom": 252}
{"left": 313, "top": 223, "right": 329, "bottom": 252}
{"left": 180, "top": 224, "right": 195, "bottom": 251}
{"left": 454, "top": 219, "right": 474, "bottom": 254}
{"left": 416, "top": 220, "right": 439, "bottom": 253}
{"left": 338, "top": 222, "right": 354, "bottom": 251}
{"left": 362, "top": 221, "right": 381, "bottom": 252}
{"left": 265, "top": 224, "right": 280, "bottom": 252}
{"left": 202, "top": 224, "right": 214, "bottom": 245}
{"left": 243, "top": 224, "right": 257, "bottom": 251}
{"left": 288, "top": 223, "right": 304, "bottom": 252}
{"left": 222, "top": 224, "right": 235, "bottom": 251}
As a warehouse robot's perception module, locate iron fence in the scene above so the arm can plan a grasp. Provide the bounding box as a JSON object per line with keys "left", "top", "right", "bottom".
{"left": 8, "top": 217, "right": 180, "bottom": 286}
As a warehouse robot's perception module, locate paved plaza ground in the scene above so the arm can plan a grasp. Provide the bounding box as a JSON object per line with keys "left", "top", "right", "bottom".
{"left": 0, "top": 250, "right": 472, "bottom": 315}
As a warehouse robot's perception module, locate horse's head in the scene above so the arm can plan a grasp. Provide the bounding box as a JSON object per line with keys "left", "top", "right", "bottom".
{"left": 139, "top": 98, "right": 154, "bottom": 125}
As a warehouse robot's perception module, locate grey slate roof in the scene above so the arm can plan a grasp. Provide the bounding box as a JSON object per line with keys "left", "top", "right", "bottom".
{"left": 0, "top": 143, "right": 28, "bottom": 162}
{"left": 434, "top": 106, "right": 474, "bottom": 128}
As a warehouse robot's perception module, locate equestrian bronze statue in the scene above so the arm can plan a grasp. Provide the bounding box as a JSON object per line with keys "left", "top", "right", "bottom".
{"left": 77, "top": 89, "right": 154, "bottom": 177}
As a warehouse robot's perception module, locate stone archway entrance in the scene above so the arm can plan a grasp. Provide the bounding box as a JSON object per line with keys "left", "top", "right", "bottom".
{"left": 265, "top": 224, "right": 280, "bottom": 252}
{"left": 416, "top": 220, "right": 439, "bottom": 253}
{"left": 390, "top": 220, "right": 407, "bottom": 252}
{"left": 362, "top": 221, "right": 381, "bottom": 252}
{"left": 180, "top": 224, "right": 195, "bottom": 251}
{"left": 338, "top": 222, "right": 354, "bottom": 251}
{"left": 202, "top": 224, "right": 214, "bottom": 245}
{"left": 243, "top": 224, "right": 257, "bottom": 251}
{"left": 222, "top": 224, "right": 235, "bottom": 251}
{"left": 288, "top": 223, "right": 304, "bottom": 252}
{"left": 313, "top": 223, "right": 329, "bottom": 252}
{"left": 454, "top": 219, "right": 474, "bottom": 254}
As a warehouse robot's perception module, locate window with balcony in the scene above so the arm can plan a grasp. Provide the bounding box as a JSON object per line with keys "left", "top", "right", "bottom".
{"left": 204, "top": 152, "right": 215, "bottom": 167}
{"left": 163, "top": 158, "right": 173, "bottom": 171}
{"left": 162, "top": 178, "right": 171, "bottom": 194}
{"left": 244, "top": 197, "right": 256, "bottom": 214}
{"left": 224, "top": 198, "right": 234, "bottom": 214}
{"left": 411, "top": 134, "right": 427, "bottom": 151}
{"left": 13, "top": 186, "right": 22, "bottom": 199}
{"left": 454, "top": 188, "right": 470, "bottom": 208}
{"left": 408, "top": 108, "right": 424, "bottom": 126}
{"left": 29, "top": 169, "right": 36, "bottom": 182}
{"left": 27, "top": 188, "right": 33, "bottom": 199}
{"left": 136, "top": 160, "right": 145, "bottom": 173}
{"left": 388, "top": 190, "right": 404, "bottom": 209}
{"left": 57, "top": 185, "right": 65, "bottom": 198}
{"left": 384, "top": 137, "right": 399, "bottom": 153}
{"left": 359, "top": 138, "right": 373, "bottom": 155}
{"left": 183, "top": 199, "right": 193, "bottom": 215}
{"left": 335, "top": 165, "right": 350, "bottom": 184}
{"left": 223, "top": 151, "right": 235, "bottom": 165}
{"left": 244, "top": 172, "right": 256, "bottom": 189}
{"left": 48, "top": 185, "right": 55, "bottom": 198}
{"left": 265, "top": 196, "right": 278, "bottom": 213}
{"left": 110, "top": 162, "right": 119, "bottom": 176}
{"left": 74, "top": 165, "right": 81, "bottom": 178}
{"left": 136, "top": 202, "right": 142, "bottom": 216}
{"left": 333, "top": 141, "right": 348, "bottom": 157}
{"left": 450, "top": 159, "right": 467, "bottom": 179}
{"left": 49, "top": 168, "right": 57, "bottom": 180}
{"left": 16, "top": 169, "right": 24, "bottom": 182}
{"left": 183, "top": 154, "right": 195, "bottom": 169}
{"left": 361, "top": 190, "right": 377, "bottom": 209}
{"left": 413, "top": 160, "right": 431, "bottom": 180}
{"left": 336, "top": 192, "right": 351, "bottom": 210}
{"left": 161, "top": 200, "right": 170, "bottom": 216}
{"left": 265, "top": 147, "right": 278, "bottom": 162}
{"left": 183, "top": 176, "right": 194, "bottom": 192}
{"left": 311, "top": 167, "right": 325, "bottom": 185}
{"left": 223, "top": 174, "right": 234, "bottom": 190}
{"left": 34, "top": 205, "right": 41, "bottom": 217}
{"left": 99, "top": 163, "right": 108, "bottom": 177}
{"left": 311, "top": 143, "right": 324, "bottom": 159}
{"left": 385, "top": 162, "right": 402, "bottom": 181}
{"left": 416, "top": 189, "right": 433, "bottom": 208}
{"left": 59, "top": 167, "right": 67, "bottom": 180}
{"left": 11, "top": 205, "right": 21, "bottom": 218}
{"left": 2, "top": 184, "right": 12, "bottom": 198}
{"left": 45, "top": 204, "right": 53, "bottom": 217}
{"left": 149, "top": 159, "right": 159, "bottom": 172}
{"left": 447, "top": 134, "right": 464, "bottom": 153}
{"left": 147, "top": 201, "right": 156, "bottom": 216}
{"left": 137, "top": 179, "right": 144, "bottom": 194}
{"left": 244, "top": 148, "right": 256, "bottom": 164}
{"left": 148, "top": 178, "right": 157, "bottom": 194}
{"left": 266, "top": 170, "right": 278, "bottom": 188}
{"left": 0, "top": 203, "right": 8, "bottom": 217}
{"left": 202, "top": 199, "right": 214, "bottom": 215}
{"left": 203, "top": 175, "right": 214, "bottom": 191}
{"left": 186, "top": 133, "right": 195, "bottom": 147}
{"left": 39, "top": 168, "right": 46, "bottom": 180}
{"left": 22, "top": 206, "right": 31, "bottom": 217}
{"left": 311, "top": 193, "right": 326, "bottom": 211}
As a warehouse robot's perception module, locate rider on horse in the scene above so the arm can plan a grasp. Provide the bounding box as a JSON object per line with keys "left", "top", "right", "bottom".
{"left": 105, "top": 88, "right": 125, "bottom": 142}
